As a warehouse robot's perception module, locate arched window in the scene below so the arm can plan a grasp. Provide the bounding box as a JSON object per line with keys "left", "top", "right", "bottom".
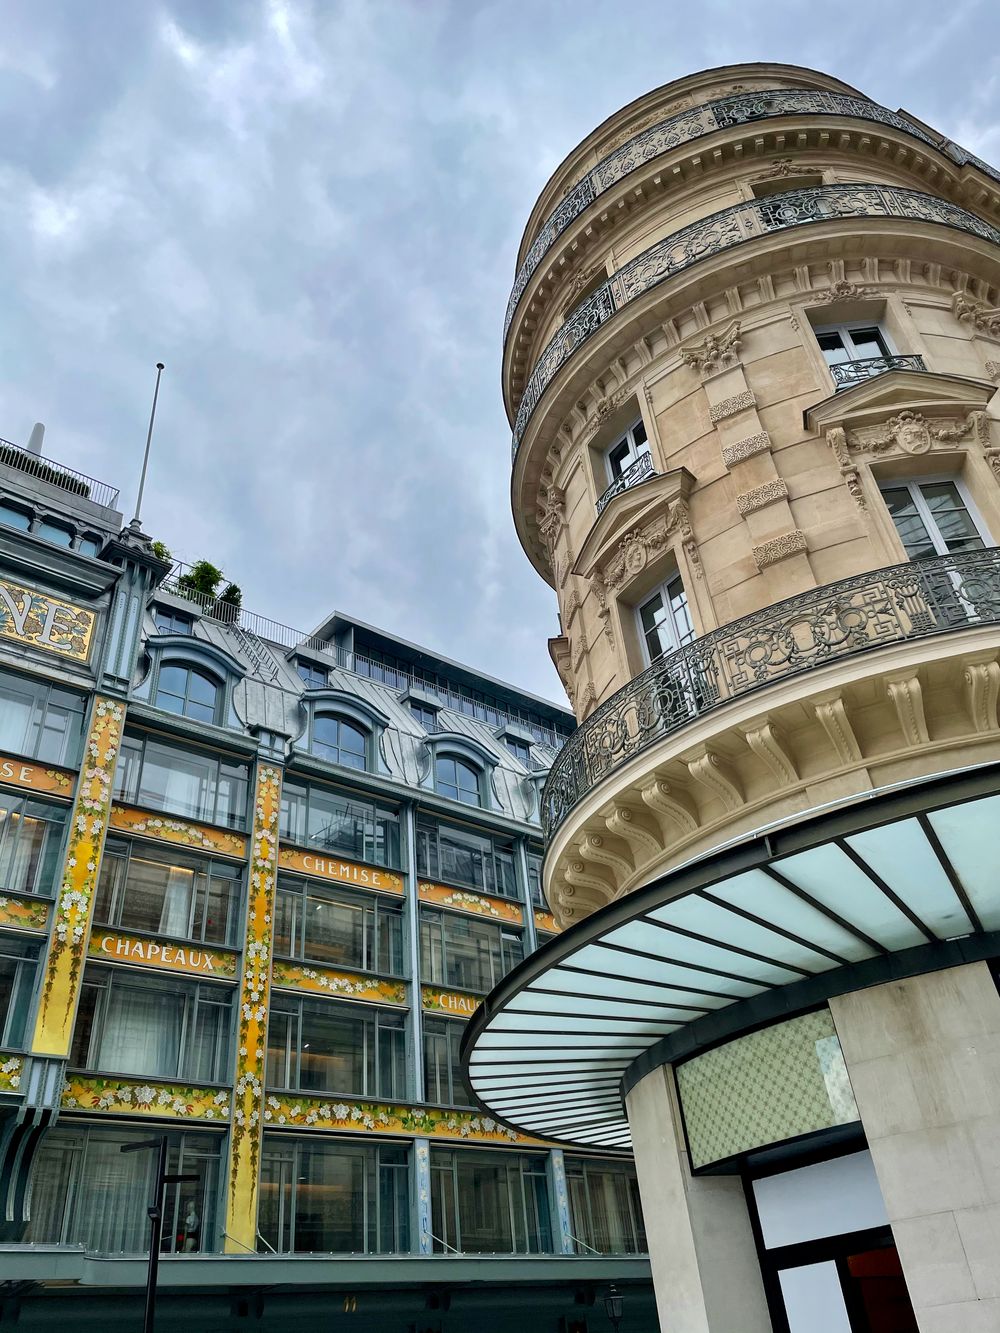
{"left": 435, "top": 755, "right": 481, "bottom": 807}
{"left": 313, "top": 714, "right": 368, "bottom": 770}
{"left": 155, "top": 664, "right": 221, "bottom": 724}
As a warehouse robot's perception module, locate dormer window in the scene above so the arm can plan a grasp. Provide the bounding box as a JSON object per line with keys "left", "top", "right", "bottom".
{"left": 505, "top": 737, "right": 531, "bottom": 765}
{"left": 410, "top": 701, "right": 439, "bottom": 729}
{"left": 605, "top": 420, "right": 650, "bottom": 483}
{"left": 312, "top": 714, "right": 368, "bottom": 771}
{"left": 296, "top": 660, "right": 328, "bottom": 689}
{"left": 155, "top": 664, "right": 222, "bottom": 725}
{"left": 153, "top": 607, "right": 193, "bottom": 636}
{"left": 435, "top": 755, "right": 482, "bottom": 807}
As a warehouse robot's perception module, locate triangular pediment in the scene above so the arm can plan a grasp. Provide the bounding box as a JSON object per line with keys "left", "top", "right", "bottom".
{"left": 574, "top": 466, "right": 694, "bottom": 580}
{"left": 804, "top": 370, "right": 997, "bottom": 435}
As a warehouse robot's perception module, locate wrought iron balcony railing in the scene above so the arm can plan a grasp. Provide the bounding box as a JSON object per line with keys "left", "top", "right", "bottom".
{"left": 0, "top": 437, "right": 120, "bottom": 509}
{"left": 540, "top": 548, "right": 1000, "bottom": 839}
{"left": 511, "top": 184, "right": 1000, "bottom": 461}
{"left": 830, "top": 354, "right": 927, "bottom": 390}
{"left": 504, "top": 89, "right": 953, "bottom": 343}
{"left": 596, "top": 452, "right": 656, "bottom": 516}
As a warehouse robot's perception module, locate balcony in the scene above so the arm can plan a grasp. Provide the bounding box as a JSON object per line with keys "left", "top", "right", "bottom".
{"left": 511, "top": 185, "right": 1000, "bottom": 460}
{"left": 541, "top": 549, "right": 1000, "bottom": 839}
{"left": 830, "top": 353, "right": 927, "bottom": 390}
{"left": 595, "top": 453, "right": 656, "bottom": 516}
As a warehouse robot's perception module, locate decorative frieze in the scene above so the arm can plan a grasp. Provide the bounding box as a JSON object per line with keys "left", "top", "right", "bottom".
{"left": 722, "top": 431, "right": 770, "bottom": 467}
{"left": 278, "top": 845, "right": 404, "bottom": 894}
{"left": 736, "top": 479, "right": 787, "bottom": 514}
{"left": 0, "top": 578, "right": 96, "bottom": 661}
{"left": 88, "top": 929, "right": 238, "bottom": 979}
{"left": 421, "top": 985, "right": 481, "bottom": 1018}
{"left": 709, "top": 390, "right": 756, "bottom": 422}
{"left": 62, "top": 1075, "right": 230, "bottom": 1121}
{"left": 0, "top": 756, "right": 74, "bottom": 799}
{"left": 259, "top": 1094, "right": 546, "bottom": 1144}
{"left": 110, "top": 804, "right": 247, "bottom": 859}
{"left": 418, "top": 881, "right": 524, "bottom": 924}
{"left": 273, "top": 960, "right": 406, "bottom": 1006}
{"left": 752, "top": 530, "right": 808, "bottom": 571}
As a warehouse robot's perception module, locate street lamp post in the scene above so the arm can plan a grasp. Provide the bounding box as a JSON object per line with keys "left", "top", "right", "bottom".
{"left": 603, "top": 1283, "right": 624, "bottom": 1333}
{"left": 121, "top": 1136, "right": 198, "bottom": 1333}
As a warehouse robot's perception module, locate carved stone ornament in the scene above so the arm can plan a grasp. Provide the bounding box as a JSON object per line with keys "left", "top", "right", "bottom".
{"left": 680, "top": 321, "right": 742, "bottom": 376}
{"left": 537, "top": 486, "right": 566, "bottom": 557}
{"left": 986, "top": 360, "right": 1000, "bottom": 383}
{"left": 953, "top": 290, "right": 1000, "bottom": 337}
{"left": 582, "top": 387, "right": 629, "bottom": 441}
{"left": 601, "top": 498, "right": 699, "bottom": 591}
{"left": 561, "top": 265, "right": 601, "bottom": 314}
{"left": 806, "top": 278, "right": 879, "bottom": 305}
{"left": 827, "top": 427, "right": 867, "bottom": 511}
{"left": 759, "top": 158, "right": 822, "bottom": 179}
{"left": 847, "top": 410, "right": 981, "bottom": 458}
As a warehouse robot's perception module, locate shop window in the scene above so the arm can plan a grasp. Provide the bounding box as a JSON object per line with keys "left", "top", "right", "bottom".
{"left": 273, "top": 875, "right": 403, "bottom": 975}
{"left": 154, "top": 663, "right": 222, "bottom": 725}
{"left": 0, "top": 665, "right": 86, "bottom": 767}
{"left": 419, "top": 909, "right": 523, "bottom": 994}
{"left": 312, "top": 713, "right": 369, "bottom": 771}
{"left": 565, "top": 1157, "right": 647, "bottom": 1254}
{"left": 0, "top": 794, "right": 68, "bottom": 897}
{"left": 424, "top": 1016, "right": 474, "bottom": 1107}
{"left": 435, "top": 755, "right": 482, "bottom": 807}
{"left": 258, "top": 1137, "right": 408, "bottom": 1254}
{"left": 95, "top": 840, "right": 242, "bottom": 946}
{"left": 0, "top": 935, "right": 39, "bottom": 1048}
{"left": 71, "top": 967, "right": 232, "bottom": 1084}
{"left": 279, "top": 777, "right": 400, "bottom": 867}
{"left": 26, "top": 1125, "right": 220, "bottom": 1254}
{"left": 880, "top": 478, "right": 990, "bottom": 560}
{"left": 430, "top": 1149, "right": 551, "bottom": 1254}
{"left": 266, "top": 994, "right": 405, "bottom": 1100}
{"left": 416, "top": 818, "right": 517, "bottom": 897}
{"left": 114, "top": 731, "right": 250, "bottom": 831}
{"left": 637, "top": 573, "right": 694, "bottom": 664}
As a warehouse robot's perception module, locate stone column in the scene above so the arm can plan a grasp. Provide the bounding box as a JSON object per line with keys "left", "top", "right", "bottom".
{"left": 830, "top": 962, "right": 1000, "bottom": 1332}
{"left": 625, "top": 1063, "right": 772, "bottom": 1333}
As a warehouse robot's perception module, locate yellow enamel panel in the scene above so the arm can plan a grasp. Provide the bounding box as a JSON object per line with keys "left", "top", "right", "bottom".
{"left": 224, "top": 764, "right": 282, "bottom": 1253}
{"left": 420, "top": 985, "right": 481, "bottom": 1019}
{"left": 0, "top": 755, "right": 74, "bottom": 799}
{"left": 262, "top": 1093, "right": 550, "bottom": 1145}
{"left": 0, "top": 894, "right": 49, "bottom": 933}
{"left": 272, "top": 960, "right": 406, "bottom": 1006}
{"left": 0, "top": 578, "right": 95, "bottom": 659}
{"left": 62, "top": 1074, "right": 231, "bottom": 1120}
{"left": 278, "top": 845, "right": 404, "bottom": 894}
{"left": 88, "top": 928, "right": 238, "bottom": 979}
{"left": 109, "top": 804, "right": 248, "bottom": 858}
{"left": 418, "top": 881, "right": 523, "bottom": 924}
{"left": 31, "top": 697, "right": 125, "bottom": 1056}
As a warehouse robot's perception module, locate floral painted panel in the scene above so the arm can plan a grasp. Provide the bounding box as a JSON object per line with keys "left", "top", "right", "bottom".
{"left": 31, "top": 697, "right": 125, "bottom": 1056}
{"left": 0, "top": 894, "right": 49, "bottom": 933}
{"left": 109, "top": 804, "right": 248, "bottom": 859}
{"left": 62, "top": 1074, "right": 231, "bottom": 1120}
{"left": 271, "top": 960, "right": 406, "bottom": 1006}
{"left": 262, "top": 1093, "right": 549, "bottom": 1145}
{"left": 420, "top": 985, "right": 480, "bottom": 1019}
{"left": 417, "top": 881, "right": 523, "bottom": 924}
{"left": 0, "top": 755, "right": 74, "bottom": 799}
{"left": 278, "top": 845, "right": 404, "bottom": 894}
{"left": 0, "top": 1054, "right": 22, "bottom": 1092}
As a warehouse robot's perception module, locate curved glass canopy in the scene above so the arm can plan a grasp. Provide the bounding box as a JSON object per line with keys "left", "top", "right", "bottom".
{"left": 462, "top": 765, "right": 1000, "bottom": 1151}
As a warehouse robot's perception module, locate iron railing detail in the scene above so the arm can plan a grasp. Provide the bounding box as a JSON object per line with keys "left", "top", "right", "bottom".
{"left": 0, "top": 437, "right": 120, "bottom": 509}
{"left": 830, "top": 354, "right": 926, "bottom": 390}
{"left": 504, "top": 89, "right": 950, "bottom": 341}
{"left": 540, "top": 549, "right": 1000, "bottom": 839}
{"left": 511, "top": 185, "right": 1000, "bottom": 461}
{"left": 596, "top": 453, "right": 656, "bottom": 516}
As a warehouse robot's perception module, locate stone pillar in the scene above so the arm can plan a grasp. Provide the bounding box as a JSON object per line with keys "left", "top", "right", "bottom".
{"left": 223, "top": 761, "right": 282, "bottom": 1254}
{"left": 830, "top": 962, "right": 1000, "bottom": 1332}
{"left": 626, "top": 1064, "right": 772, "bottom": 1333}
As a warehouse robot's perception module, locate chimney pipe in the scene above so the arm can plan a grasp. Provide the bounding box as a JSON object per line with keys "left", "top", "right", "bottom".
{"left": 26, "top": 423, "right": 44, "bottom": 456}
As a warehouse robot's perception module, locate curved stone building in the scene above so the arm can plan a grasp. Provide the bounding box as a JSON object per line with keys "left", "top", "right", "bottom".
{"left": 467, "top": 63, "right": 1000, "bottom": 1332}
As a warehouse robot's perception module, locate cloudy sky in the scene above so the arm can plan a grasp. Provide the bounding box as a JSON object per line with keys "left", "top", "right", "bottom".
{"left": 1, "top": 0, "right": 998, "bottom": 704}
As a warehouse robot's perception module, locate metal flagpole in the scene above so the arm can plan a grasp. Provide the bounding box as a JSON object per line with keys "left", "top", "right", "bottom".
{"left": 132, "top": 362, "right": 165, "bottom": 526}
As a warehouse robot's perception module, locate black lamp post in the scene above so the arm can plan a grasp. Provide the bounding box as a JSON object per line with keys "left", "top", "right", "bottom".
{"left": 121, "top": 1136, "right": 198, "bottom": 1333}
{"left": 604, "top": 1283, "right": 624, "bottom": 1333}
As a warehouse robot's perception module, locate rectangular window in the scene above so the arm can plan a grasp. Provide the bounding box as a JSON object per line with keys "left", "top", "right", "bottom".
{"left": 94, "top": 840, "right": 242, "bottom": 946}
{"left": 26, "top": 1125, "right": 221, "bottom": 1254}
{"left": 423, "top": 1016, "right": 473, "bottom": 1107}
{"left": 526, "top": 850, "right": 545, "bottom": 908}
{"left": 409, "top": 701, "right": 439, "bottom": 729}
{"left": 416, "top": 819, "right": 517, "bottom": 898}
{"left": 565, "top": 1157, "right": 647, "bottom": 1254}
{"left": 273, "top": 875, "right": 404, "bottom": 975}
{"left": 419, "top": 910, "right": 523, "bottom": 994}
{"left": 0, "top": 794, "right": 67, "bottom": 897}
{"left": 605, "top": 419, "right": 650, "bottom": 482}
{"left": 70, "top": 967, "right": 232, "bottom": 1084}
{"left": 0, "top": 666, "right": 86, "bottom": 767}
{"left": 258, "top": 1136, "right": 408, "bottom": 1254}
{"left": 638, "top": 573, "right": 694, "bottom": 663}
{"left": 430, "top": 1149, "right": 551, "bottom": 1254}
{"left": 296, "top": 660, "right": 329, "bottom": 688}
{"left": 266, "top": 994, "right": 405, "bottom": 1100}
{"left": 280, "top": 778, "right": 400, "bottom": 868}
{"left": 505, "top": 737, "right": 531, "bottom": 765}
{"left": 880, "top": 478, "right": 989, "bottom": 560}
{"left": 152, "top": 607, "right": 193, "bottom": 636}
{"left": 114, "top": 731, "right": 250, "bottom": 831}
{"left": 0, "top": 935, "right": 39, "bottom": 1048}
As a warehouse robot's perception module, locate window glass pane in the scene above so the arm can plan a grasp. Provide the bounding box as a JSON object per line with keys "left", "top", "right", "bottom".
{"left": 314, "top": 715, "right": 368, "bottom": 770}
{"left": 565, "top": 1158, "right": 647, "bottom": 1253}
{"left": 817, "top": 330, "right": 850, "bottom": 365}
{"left": 920, "top": 482, "right": 985, "bottom": 553}
{"left": 882, "top": 487, "right": 937, "bottom": 559}
{"left": 0, "top": 503, "right": 31, "bottom": 531}
{"left": 78, "top": 536, "right": 102, "bottom": 557}
{"left": 0, "top": 936, "right": 38, "bottom": 1047}
{"left": 114, "top": 733, "right": 249, "bottom": 830}
{"left": 0, "top": 797, "right": 67, "bottom": 896}
{"left": 848, "top": 326, "right": 890, "bottom": 359}
{"left": 430, "top": 1150, "right": 550, "bottom": 1254}
{"left": 419, "top": 911, "right": 522, "bottom": 992}
{"left": 36, "top": 520, "right": 73, "bottom": 547}
{"left": 0, "top": 668, "right": 85, "bottom": 766}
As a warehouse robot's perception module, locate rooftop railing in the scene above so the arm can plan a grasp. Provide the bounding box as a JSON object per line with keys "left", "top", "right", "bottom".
{"left": 541, "top": 548, "right": 1000, "bottom": 839}
{"left": 0, "top": 438, "right": 120, "bottom": 510}
{"left": 511, "top": 184, "right": 1000, "bottom": 461}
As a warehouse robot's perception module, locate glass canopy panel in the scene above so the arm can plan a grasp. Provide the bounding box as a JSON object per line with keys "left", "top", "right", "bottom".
{"left": 775, "top": 844, "right": 927, "bottom": 950}
{"left": 617, "top": 917, "right": 805, "bottom": 986}
{"left": 508, "top": 995, "right": 704, "bottom": 1023}
{"left": 573, "top": 944, "right": 764, "bottom": 995}
{"left": 710, "top": 870, "right": 879, "bottom": 964}
{"left": 475, "top": 1032, "right": 650, "bottom": 1053}
{"left": 526, "top": 972, "right": 733, "bottom": 1007}
{"left": 468, "top": 1058, "right": 629, "bottom": 1076}
{"left": 845, "top": 821, "right": 974, "bottom": 939}
{"left": 487, "top": 1012, "right": 680, "bottom": 1035}
{"left": 926, "top": 797, "right": 1000, "bottom": 930}
{"left": 651, "top": 894, "right": 842, "bottom": 972}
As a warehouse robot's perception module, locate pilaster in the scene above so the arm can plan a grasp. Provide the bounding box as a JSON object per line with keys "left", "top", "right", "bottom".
{"left": 546, "top": 1147, "right": 575, "bottom": 1254}
{"left": 412, "top": 1137, "right": 433, "bottom": 1254}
